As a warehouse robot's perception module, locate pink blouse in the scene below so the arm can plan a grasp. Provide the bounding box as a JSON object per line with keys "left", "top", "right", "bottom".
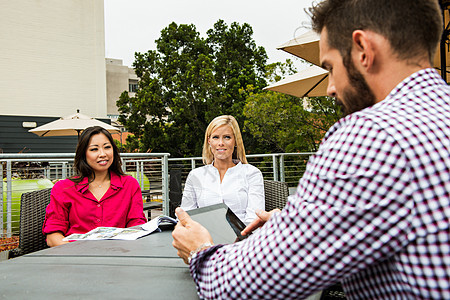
{"left": 43, "top": 171, "right": 147, "bottom": 236}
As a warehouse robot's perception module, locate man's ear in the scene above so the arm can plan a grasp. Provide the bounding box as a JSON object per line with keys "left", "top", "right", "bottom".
{"left": 352, "top": 30, "right": 375, "bottom": 71}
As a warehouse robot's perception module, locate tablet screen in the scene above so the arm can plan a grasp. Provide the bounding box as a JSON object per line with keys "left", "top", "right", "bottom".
{"left": 186, "top": 203, "right": 249, "bottom": 244}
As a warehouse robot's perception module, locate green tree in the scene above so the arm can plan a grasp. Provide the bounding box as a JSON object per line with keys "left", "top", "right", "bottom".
{"left": 243, "top": 61, "right": 341, "bottom": 153}
{"left": 244, "top": 92, "right": 341, "bottom": 152}
{"left": 117, "top": 20, "right": 267, "bottom": 156}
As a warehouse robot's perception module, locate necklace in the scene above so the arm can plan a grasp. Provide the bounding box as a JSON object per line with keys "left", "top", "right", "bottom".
{"left": 91, "top": 180, "right": 109, "bottom": 189}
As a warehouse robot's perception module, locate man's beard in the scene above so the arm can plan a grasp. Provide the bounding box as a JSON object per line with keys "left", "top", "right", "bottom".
{"left": 336, "top": 56, "right": 377, "bottom": 117}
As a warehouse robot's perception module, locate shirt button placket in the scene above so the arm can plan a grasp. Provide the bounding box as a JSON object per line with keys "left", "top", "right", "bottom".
{"left": 96, "top": 203, "right": 101, "bottom": 224}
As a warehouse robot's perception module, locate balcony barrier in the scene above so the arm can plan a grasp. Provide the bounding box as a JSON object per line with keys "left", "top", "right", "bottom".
{"left": 1, "top": 153, "right": 170, "bottom": 239}
{"left": 168, "top": 152, "right": 314, "bottom": 189}
{"left": 0, "top": 152, "right": 313, "bottom": 244}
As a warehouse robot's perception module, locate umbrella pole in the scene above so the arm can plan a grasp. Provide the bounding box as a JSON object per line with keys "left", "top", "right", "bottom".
{"left": 302, "top": 74, "right": 328, "bottom": 98}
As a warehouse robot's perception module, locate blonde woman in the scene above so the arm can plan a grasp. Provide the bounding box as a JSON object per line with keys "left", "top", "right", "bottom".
{"left": 180, "top": 115, "right": 264, "bottom": 223}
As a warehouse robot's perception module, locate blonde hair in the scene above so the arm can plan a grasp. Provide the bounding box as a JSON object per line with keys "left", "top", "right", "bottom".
{"left": 202, "top": 115, "right": 247, "bottom": 165}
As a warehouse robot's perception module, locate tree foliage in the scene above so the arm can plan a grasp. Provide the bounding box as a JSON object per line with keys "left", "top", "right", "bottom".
{"left": 243, "top": 60, "right": 341, "bottom": 153}
{"left": 117, "top": 20, "right": 341, "bottom": 156}
{"left": 117, "top": 20, "right": 268, "bottom": 156}
{"left": 244, "top": 93, "right": 341, "bottom": 153}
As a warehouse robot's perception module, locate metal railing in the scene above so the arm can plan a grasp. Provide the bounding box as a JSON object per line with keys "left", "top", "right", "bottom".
{"left": 168, "top": 152, "right": 314, "bottom": 191}
{"left": 1, "top": 153, "right": 170, "bottom": 238}
{"left": 1, "top": 152, "right": 313, "bottom": 240}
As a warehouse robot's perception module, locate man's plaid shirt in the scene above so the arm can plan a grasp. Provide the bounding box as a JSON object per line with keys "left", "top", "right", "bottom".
{"left": 190, "top": 68, "right": 450, "bottom": 299}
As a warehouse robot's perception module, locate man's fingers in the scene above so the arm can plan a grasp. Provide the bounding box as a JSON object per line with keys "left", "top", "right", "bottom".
{"left": 175, "top": 207, "right": 192, "bottom": 227}
{"left": 176, "top": 249, "right": 189, "bottom": 264}
{"left": 241, "top": 208, "right": 282, "bottom": 236}
{"left": 241, "top": 218, "right": 264, "bottom": 236}
{"left": 256, "top": 209, "right": 279, "bottom": 221}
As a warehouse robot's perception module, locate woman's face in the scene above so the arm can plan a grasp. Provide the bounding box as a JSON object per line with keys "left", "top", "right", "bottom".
{"left": 208, "top": 125, "right": 236, "bottom": 163}
{"left": 85, "top": 133, "right": 114, "bottom": 175}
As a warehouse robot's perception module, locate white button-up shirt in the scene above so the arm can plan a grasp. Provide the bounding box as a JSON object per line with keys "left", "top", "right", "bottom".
{"left": 180, "top": 162, "right": 265, "bottom": 223}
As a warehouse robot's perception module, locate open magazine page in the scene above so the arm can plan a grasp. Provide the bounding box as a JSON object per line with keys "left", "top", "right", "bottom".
{"left": 63, "top": 215, "right": 178, "bottom": 241}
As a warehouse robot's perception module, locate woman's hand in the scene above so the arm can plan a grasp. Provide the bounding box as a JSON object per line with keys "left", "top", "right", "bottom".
{"left": 46, "top": 232, "right": 69, "bottom": 247}
{"left": 241, "top": 208, "right": 281, "bottom": 236}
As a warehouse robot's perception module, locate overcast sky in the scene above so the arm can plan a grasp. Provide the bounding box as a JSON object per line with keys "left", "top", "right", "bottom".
{"left": 104, "top": 0, "right": 315, "bottom": 68}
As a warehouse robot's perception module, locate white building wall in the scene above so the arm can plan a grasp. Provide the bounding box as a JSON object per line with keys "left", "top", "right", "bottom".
{"left": 0, "top": 0, "right": 106, "bottom": 118}
{"left": 106, "top": 58, "right": 129, "bottom": 118}
{"left": 105, "top": 58, "right": 137, "bottom": 119}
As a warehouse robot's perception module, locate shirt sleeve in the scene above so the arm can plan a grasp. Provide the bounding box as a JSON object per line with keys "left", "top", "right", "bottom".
{"left": 125, "top": 176, "right": 147, "bottom": 227}
{"left": 188, "top": 118, "right": 415, "bottom": 299}
{"left": 180, "top": 171, "right": 199, "bottom": 211}
{"left": 243, "top": 165, "right": 265, "bottom": 223}
{"left": 42, "top": 181, "right": 70, "bottom": 235}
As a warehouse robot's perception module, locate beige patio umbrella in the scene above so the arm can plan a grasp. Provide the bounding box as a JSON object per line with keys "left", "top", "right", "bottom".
{"left": 277, "top": 30, "right": 321, "bottom": 66}
{"left": 433, "top": 45, "right": 450, "bottom": 78}
{"left": 270, "top": 31, "right": 326, "bottom": 98}
{"left": 264, "top": 65, "right": 328, "bottom": 98}
{"left": 270, "top": 27, "right": 449, "bottom": 98}
{"left": 29, "top": 110, "right": 120, "bottom": 138}
{"left": 278, "top": 29, "right": 449, "bottom": 74}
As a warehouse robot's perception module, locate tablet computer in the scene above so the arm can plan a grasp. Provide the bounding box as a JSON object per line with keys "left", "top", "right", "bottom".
{"left": 186, "top": 203, "right": 250, "bottom": 244}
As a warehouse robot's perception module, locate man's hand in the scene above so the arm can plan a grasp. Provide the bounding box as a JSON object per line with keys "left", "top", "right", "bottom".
{"left": 241, "top": 208, "right": 281, "bottom": 236}
{"left": 172, "top": 207, "right": 214, "bottom": 264}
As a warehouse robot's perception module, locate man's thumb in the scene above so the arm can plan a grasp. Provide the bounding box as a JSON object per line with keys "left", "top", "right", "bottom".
{"left": 175, "top": 207, "right": 191, "bottom": 227}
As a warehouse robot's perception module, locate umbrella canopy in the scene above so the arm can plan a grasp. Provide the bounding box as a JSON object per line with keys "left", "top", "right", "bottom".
{"left": 264, "top": 65, "right": 328, "bottom": 98}
{"left": 272, "top": 27, "right": 449, "bottom": 98}
{"left": 29, "top": 110, "right": 120, "bottom": 137}
{"left": 434, "top": 45, "right": 450, "bottom": 77}
{"left": 277, "top": 30, "right": 321, "bottom": 66}
{"left": 278, "top": 30, "right": 448, "bottom": 71}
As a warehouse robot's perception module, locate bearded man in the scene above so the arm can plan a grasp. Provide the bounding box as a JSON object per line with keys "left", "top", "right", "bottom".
{"left": 172, "top": 1, "right": 450, "bottom": 299}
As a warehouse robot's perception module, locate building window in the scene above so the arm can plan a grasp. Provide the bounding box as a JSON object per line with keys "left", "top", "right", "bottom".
{"left": 129, "top": 83, "right": 138, "bottom": 93}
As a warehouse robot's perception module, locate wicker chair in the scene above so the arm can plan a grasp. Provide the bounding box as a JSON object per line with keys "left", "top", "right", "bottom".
{"left": 9, "top": 188, "right": 52, "bottom": 258}
{"left": 264, "top": 180, "right": 289, "bottom": 211}
{"left": 263, "top": 182, "right": 347, "bottom": 299}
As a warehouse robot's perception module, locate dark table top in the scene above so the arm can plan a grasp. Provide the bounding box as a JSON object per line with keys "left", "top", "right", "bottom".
{"left": 28, "top": 229, "right": 179, "bottom": 258}
{"left": 0, "top": 230, "right": 199, "bottom": 299}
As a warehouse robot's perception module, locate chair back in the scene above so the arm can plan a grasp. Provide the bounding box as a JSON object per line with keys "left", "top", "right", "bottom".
{"left": 264, "top": 180, "right": 289, "bottom": 211}
{"left": 169, "top": 168, "right": 183, "bottom": 218}
{"left": 15, "top": 188, "right": 52, "bottom": 256}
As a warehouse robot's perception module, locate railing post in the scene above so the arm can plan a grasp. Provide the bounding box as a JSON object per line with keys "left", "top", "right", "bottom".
{"left": 141, "top": 161, "right": 145, "bottom": 188}
{"left": 137, "top": 161, "right": 144, "bottom": 191}
{"left": 6, "top": 160, "right": 12, "bottom": 238}
{"left": 279, "top": 154, "right": 285, "bottom": 182}
{"left": 62, "top": 162, "right": 67, "bottom": 179}
{"left": 272, "top": 155, "right": 278, "bottom": 181}
{"left": 121, "top": 157, "right": 126, "bottom": 172}
{"left": 162, "top": 154, "right": 169, "bottom": 216}
{"left": 136, "top": 160, "right": 140, "bottom": 189}
{"left": 191, "top": 158, "right": 196, "bottom": 170}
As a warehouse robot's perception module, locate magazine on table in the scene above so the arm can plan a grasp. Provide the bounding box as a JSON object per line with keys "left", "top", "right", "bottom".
{"left": 63, "top": 215, "right": 178, "bottom": 241}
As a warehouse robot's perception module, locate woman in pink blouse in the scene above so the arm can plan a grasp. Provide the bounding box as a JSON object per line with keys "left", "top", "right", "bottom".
{"left": 43, "top": 126, "right": 147, "bottom": 247}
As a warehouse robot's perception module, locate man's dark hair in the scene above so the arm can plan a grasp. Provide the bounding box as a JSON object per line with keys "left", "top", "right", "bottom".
{"left": 71, "top": 126, "right": 124, "bottom": 183}
{"left": 308, "top": 0, "right": 443, "bottom": 63}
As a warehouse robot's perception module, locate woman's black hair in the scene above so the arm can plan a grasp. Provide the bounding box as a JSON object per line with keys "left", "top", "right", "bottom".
{"left": 70, "top": 126, "right": 124, "bottom": 183}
